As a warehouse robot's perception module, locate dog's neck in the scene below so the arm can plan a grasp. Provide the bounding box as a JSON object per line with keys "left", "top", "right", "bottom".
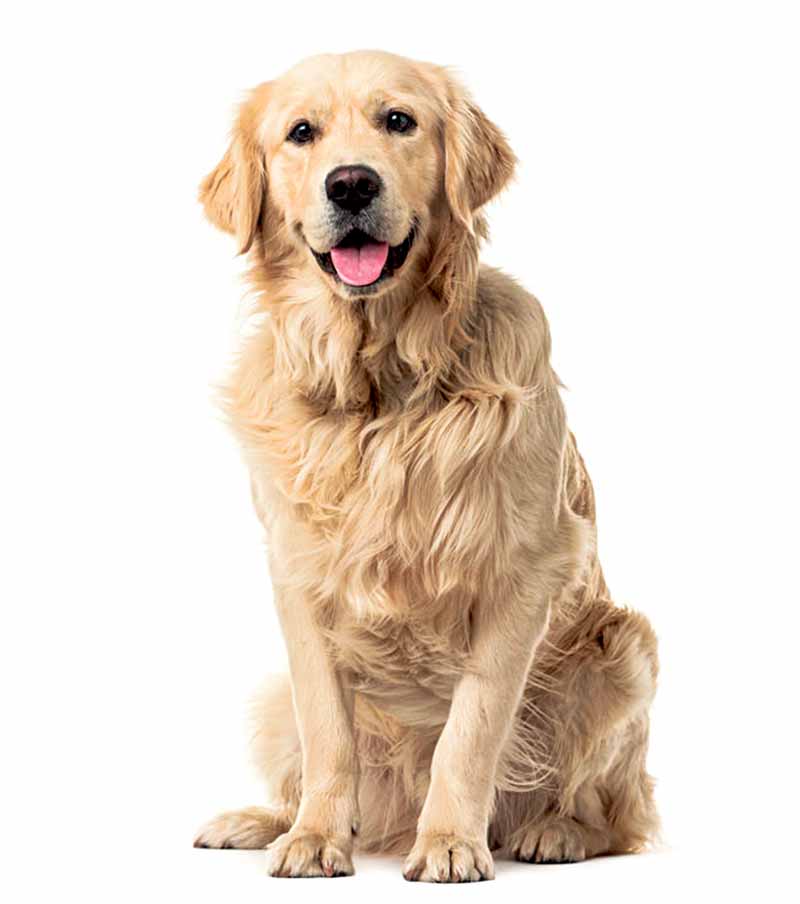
{"left": 247, "top": 215, "right": 485, "bottom": 413}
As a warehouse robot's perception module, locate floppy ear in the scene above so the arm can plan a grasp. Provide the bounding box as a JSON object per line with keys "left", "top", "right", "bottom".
{"left": 440, "top": 73, "right": 517, "bottom": 228}
{"left": 199, "top": 89, "right": 268, "bottom": 254}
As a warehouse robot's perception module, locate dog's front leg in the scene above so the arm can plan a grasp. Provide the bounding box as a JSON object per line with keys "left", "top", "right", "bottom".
{"left": 403, "top": 589, "right": 551, "bottom": 882}
{"left": 266, "top": 587, "right": 359, "bottom": 878}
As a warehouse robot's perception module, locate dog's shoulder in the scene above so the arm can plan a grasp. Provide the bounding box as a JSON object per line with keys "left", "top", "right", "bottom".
{"left": 470, "top": 265, "right": 554, "bottom": 389}
{"left": 477, "top": 264, "right": 545, "bottom": 315}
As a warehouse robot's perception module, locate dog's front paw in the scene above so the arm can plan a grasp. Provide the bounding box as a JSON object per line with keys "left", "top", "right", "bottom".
{"left": 403, "top": 833, "right": 494, "bottom": 882}
{"left": 267, "top": 829, "right": 354, "bottom": 878}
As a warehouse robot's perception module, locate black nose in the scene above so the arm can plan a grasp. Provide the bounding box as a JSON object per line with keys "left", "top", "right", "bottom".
{"left": 325, "top": 165, "right": 382, "bottom": 214}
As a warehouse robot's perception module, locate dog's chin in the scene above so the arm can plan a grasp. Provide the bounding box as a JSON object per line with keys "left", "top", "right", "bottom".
{"left": 309, "top": 225, "right": 416, "bottom": 298}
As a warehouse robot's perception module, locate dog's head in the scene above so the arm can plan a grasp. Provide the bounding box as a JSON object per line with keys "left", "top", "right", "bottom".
{"left": 201, "top": 51, "right": 515, "bottom": 300}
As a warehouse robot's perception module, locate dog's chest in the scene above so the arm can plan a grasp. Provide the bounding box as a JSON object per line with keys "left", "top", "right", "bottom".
{"left": 270, "top": 403, "right": 490, "bottom": 721}
{"left": 255, "top": 386, "right": 516, "bottom": 722}
{"left": 300, "top": 397, "right": 508, "bottom": 596}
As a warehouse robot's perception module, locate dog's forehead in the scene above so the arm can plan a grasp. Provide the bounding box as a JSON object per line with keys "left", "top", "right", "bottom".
{"left": 275, "top": 51, "right": 433, "bottom": 114}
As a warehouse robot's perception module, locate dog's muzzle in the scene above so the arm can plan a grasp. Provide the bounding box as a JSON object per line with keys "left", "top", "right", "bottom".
{"left": 311, "top": 225, "right": 416, "bottom": 289}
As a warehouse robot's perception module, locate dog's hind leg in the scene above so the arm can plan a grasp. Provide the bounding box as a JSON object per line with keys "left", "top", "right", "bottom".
{"left": 193, "top": 675, "right": 301, "bottom": 849}
{"left": 494, "top": 603, "right": 659, "bottom": 863}
{"left": 503, "top": 716, "right": 657, "bottom": 863}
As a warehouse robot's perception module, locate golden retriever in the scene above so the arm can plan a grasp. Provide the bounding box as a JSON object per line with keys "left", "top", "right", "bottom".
{"left": 193, "top": 50, "right": 658, "bottom": 882}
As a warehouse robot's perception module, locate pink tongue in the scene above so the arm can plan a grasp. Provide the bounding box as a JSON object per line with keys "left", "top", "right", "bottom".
{"left": 330, "top": 240, "right": 389, "bottom": 286}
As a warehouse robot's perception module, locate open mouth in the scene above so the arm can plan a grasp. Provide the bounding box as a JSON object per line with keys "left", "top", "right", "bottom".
{"left": 312, "top": 227, "right": 415, "bottom": 288}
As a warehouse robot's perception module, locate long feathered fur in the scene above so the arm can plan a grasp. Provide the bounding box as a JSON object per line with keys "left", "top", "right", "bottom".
{"left": 194, "top": 51, "right": 659, "bottom": 873}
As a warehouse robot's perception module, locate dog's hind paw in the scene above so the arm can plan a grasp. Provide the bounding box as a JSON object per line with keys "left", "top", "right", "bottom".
{"left": 194, "top": 806, "right": 290, "bottom": 850}
{"left": 511, "top": 817, "right": 588, "bottom": 864}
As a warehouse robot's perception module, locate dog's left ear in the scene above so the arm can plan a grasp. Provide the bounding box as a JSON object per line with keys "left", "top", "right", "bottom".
{"left": 437, "top": 71, "right": 517, "bottom": 229}
{"left": 199, "top": 84, "right": 270, "bottom": 254}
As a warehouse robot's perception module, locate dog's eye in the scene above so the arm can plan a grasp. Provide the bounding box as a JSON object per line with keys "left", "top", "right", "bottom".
{"left": 287, "top": 121, "right": 315, "bottom": 144}
{"left": 386, "top": 110, "right": 416, "bottom": 134}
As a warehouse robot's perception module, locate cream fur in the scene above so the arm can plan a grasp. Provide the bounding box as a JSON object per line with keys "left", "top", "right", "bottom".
{"left": 193, "top": 50, "right": 659, "bottom": 882}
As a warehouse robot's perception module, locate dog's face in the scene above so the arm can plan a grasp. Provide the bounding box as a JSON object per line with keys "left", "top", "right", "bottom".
{"left": 264, "top": 53, "right": 441, "bottom": 297}
{"left": 201, "top": 51, "right": 515, "bottom": 300}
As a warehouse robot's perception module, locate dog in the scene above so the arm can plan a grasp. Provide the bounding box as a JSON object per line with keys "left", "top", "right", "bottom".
{"left": 193, "top": 50, "right": 659, "bottom": 882}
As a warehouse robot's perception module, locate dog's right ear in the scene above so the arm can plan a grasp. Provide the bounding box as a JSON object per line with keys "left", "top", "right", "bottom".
{"left": 199, "top": 85, "right": 270, "bottom": 254}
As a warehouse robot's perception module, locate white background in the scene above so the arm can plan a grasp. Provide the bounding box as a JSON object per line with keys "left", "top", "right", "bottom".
{"left": 2, "top": 2, "right": 798, "bottom": 901}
